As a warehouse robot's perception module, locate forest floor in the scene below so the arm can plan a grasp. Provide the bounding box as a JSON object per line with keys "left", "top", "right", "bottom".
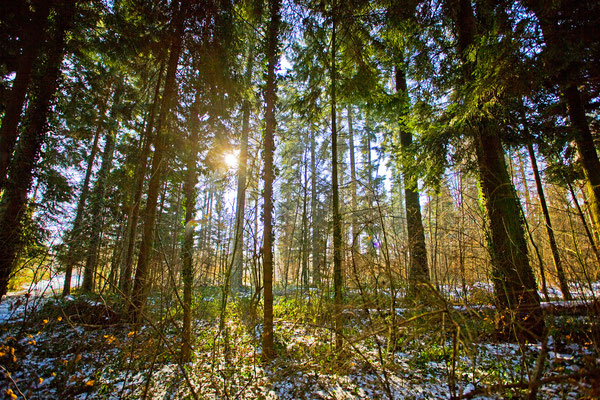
{"left": 1, "top": 280, "right": 599, "bottom": 399}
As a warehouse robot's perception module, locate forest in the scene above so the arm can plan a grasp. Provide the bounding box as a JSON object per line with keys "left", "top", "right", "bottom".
{"left": 0, "top": 0, "right": 599, "bottom": 398}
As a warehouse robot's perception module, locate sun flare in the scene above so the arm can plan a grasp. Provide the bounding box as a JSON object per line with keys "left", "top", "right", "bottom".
{"left": 224, "top": 151, "right": 238, "bottom": 169}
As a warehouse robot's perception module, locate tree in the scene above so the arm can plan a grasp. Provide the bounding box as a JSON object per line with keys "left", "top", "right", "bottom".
{"left": 0, "top": 0, "right": 51, "bottom": 188}
{"left": 0, "top": 0, "right": 76, "bottom": 301}
{"left": 445, "top": 0, "right": 544, "bottom": 340}
{"left": 330, "top": 2, "right": 344, "bottom": 352}
{"left": 395, "top": 62, "right": 430, "bottom": 301}
{"left": 261, "top": 0, "right": 281, "bottom": 361}
{"left": 82, "top": 83, "right": 123, "bottom": 292}
{"left": 129, "top": 0, "right": 188, "bottom": 320}
{"left": 522, "top": 0, "right": 600, "bottom": 244}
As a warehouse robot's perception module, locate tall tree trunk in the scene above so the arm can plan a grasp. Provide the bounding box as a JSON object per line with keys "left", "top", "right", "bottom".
{"left": 448, "top": 0, "right": 543, "bottom": 341}
{"left": 181, "top": 95, "right": 201, "bottom": 363}
{"left": 310, "top": 129, "right": 320, "bottom": 288}
{"left": 0, "top": 0, "right": 50, "bottom": 188}
{"left": 82, "top": 85, "right": 122, "bottom": 292}
{"left": 63, "top": 88, "right": 111, "bottom": 296}
{"left": 527, "top": 143, "right": 571, "bottom": 300}
{"left": 301, "top": 151, "right": 309, "bottom": 291}
{"left": 231, "top": 47, "right": 255, "bottom": 292}
{"left": 119, "top": 59, "right": 165, "bottom": 297}
{"left": 0, "top": 0, "right": 75, "bottom": 301}
{"left": 261, "top": 0, "right": 281, "bottom": 361}
{"left": 524, "top": 0, "right": 600, "bottom": 243}
{"left": 395, "top": 63, "right": 430, "bottom": 300}
{"left": 129, "top": 0, "right": 187, "bottom": 320}
{"left": 348, "top": 107, "right": 358, "bottom": 253}
{"left": 330, "top": 10, "right": 344, "bottom": 353}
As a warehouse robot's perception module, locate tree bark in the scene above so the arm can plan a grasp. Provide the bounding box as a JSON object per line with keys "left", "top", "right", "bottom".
{"left": 0, "top": 0, "right": 76, "bottom": 301}
{"left": 331, "top": 9, "right": 344, "bottom": 353}
{"left": 82, "top": 84, "right": 122, "bottom": 292}
{"left": 129, "top": 0, "right": 187, "bottom": 320}
{"left": 0, "top": 0, "right": 51, "bottom": 188}
{"left": 348, "top": 107, "right": 359, "bottom": 254}
{"left": 524, "top": 0, "right": 600, "bottom": 244}
{"left": 395, "top": 63, "right": 430, "bottom": 300}
{"left": 448, "top": 0, "right": 544, "bottom": 341}
{"left": 261, "top": 0, "right": 281, "bottom": 361}
{"left": 231, "top": 48, "right": 255, "bottom": 292}
{"left": 310, "top": 129, "right": 320, "bottom": 288}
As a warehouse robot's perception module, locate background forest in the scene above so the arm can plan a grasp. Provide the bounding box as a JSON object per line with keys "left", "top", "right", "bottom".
{"left": 0, "top": 0, "right": 599, "bottom": 398}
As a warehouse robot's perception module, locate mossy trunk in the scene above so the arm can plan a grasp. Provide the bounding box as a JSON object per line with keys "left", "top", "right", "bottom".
{"left": 449, "top": 0, "right": 544, "bottom": 341}
{"left": 395, "top": 64, "right": 430, "bottom": 301}
{"left": 331, "top": 10, "right": 344, "bottom": 353}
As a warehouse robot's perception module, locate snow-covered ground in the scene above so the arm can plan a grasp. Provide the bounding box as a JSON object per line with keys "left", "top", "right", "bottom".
{"left": 0, "top": 274, "right": 81, "bottom": 324}
{"left": 1, "top": 283, "right": 598, "bottom": 399}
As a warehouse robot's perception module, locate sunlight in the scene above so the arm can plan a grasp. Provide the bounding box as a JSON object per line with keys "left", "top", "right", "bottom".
{"left": 223, "top": 151, "right": 238, "bottom": 169}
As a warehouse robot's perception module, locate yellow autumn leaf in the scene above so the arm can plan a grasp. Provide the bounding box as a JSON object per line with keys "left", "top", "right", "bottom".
{"left": 85, "top": 380, "right": 95, "bottom": 387}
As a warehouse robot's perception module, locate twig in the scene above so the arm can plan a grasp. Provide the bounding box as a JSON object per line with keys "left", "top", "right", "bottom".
{"left": 0, "top": 365, "right": 28, "bottom": 400}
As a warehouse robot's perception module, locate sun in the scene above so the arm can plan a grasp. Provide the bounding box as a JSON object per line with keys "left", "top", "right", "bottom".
{"left": 224, "top": 151, "right": 238, "bottom": 169}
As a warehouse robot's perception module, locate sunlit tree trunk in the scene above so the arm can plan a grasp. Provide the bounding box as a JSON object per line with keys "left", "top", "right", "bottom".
{"left": 395, "top": 64, "right": 430, "bottom": 301}
{"left": 348, "top": 107, "right": 359, "bottom": 254}
{"left": 0, "top": 0, "right": 50, "bottom": 188}
{"left": 310, "top": 129, "right": 320, "bottom": 288}
{"left": 527, "top": 143, "right": 571, "bottom": 300}
{"left": 524, "top": 0, "right": 600, "bottom": 245}
{"left": 448, "top": 0, "right": 544, "bottom": 340}
{"left": 231, "top": 48, "right": 255, "bottom": 292}
{"left": 330, "top": 9, "right": 344, "bottom": 352}
{"left": 129, "top": 0, "right": 187, "bottom": 320}
{"left": 261, "top": 0, "right": 281, "bottom": 361}
{"left": 0, "top": 0, "right": 76, "bottom": 301}
{"left": 82, "top": 85, "right": 122, "bottom": 292}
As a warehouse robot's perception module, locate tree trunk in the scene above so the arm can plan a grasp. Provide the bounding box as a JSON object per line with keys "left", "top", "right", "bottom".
{"left": 311, "top": 129, "right": 320, "bottom": 288}
{"left": 63, "top": 88, "right": 111, "bottom": 296}
{"left": 449, "top": 0, "right": 544, "bottom": 341}
{"left": 524, "top": 0, "right": 600, "bottom": 244}
{"left": 129, "top": 0, "right": 187, "bottom": 320}
{"left": 0, "top": 0, "right": 51, "bottom": 188}
{"left": 82, "top": 85, "right": 122, "bottom": 292}
{"left": 261, "top": 0, "right": 281, "bottom": 361}
{"left": 0, "top": 0, "right": 75, "bottom": 301}
{"left": 348, "top": 107, "right": 359, "bottom": 254}
{"left": 301, "top": 151, "right": 309, "bottom": 291}
{"left": 231, "top": 48, "right": 255, "bottom": 292}
{"left": 181, "top": 95, "right": 201, "bottom": 363}
{"left": 330, "top": 11, "right": 344, "bottom": 353}
{"left": 119, "top": 59, "right": 165, "bottom": 297}
{"left": 395, "top": 63, "right": 430, "bottom": 300}
{"left": 527, "top": 143, "right": 571, "bottom": 300}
